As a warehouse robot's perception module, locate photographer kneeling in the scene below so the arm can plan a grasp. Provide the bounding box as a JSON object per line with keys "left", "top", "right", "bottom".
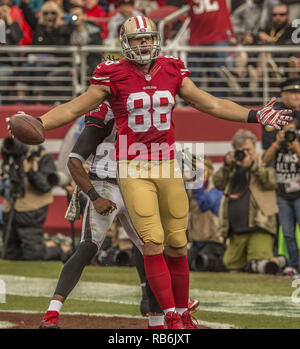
{"left": 263, "top": 121, "right": 300, "bottom": 276}
{"left": 1, "top": 137, "right": 65, "bottom": 261}
{"left": 213, "top": 129, "right": 286, "bottom": 274}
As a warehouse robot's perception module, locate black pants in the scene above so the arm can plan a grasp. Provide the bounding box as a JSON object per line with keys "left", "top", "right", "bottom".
{"left": 2, "top": 205, "right": 61, "bottom": 260}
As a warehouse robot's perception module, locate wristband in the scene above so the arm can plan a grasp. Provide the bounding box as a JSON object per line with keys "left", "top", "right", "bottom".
{"left": 87, "top": 187, "right": 100, "bottom": 201}
{"left": 247, "top": 110, "right": 258, "bottom": 123}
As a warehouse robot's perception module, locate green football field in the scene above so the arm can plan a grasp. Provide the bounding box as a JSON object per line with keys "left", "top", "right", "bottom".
{"left": 0, "top": 260, "right": 300, "bottom": 329}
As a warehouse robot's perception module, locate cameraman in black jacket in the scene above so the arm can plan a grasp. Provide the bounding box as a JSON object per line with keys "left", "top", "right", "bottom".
{"left": 1, "top": 138, "right": 65, "bottom": 261}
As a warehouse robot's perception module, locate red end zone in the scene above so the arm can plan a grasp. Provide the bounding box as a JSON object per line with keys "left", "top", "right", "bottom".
{"left": 0, "top": 105, "right": 262, "bottom": 236}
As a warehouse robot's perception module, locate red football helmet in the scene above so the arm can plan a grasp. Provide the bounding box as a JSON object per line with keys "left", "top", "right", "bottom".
{"left": 120, "top": 16, "right": 161, "bottom": 65}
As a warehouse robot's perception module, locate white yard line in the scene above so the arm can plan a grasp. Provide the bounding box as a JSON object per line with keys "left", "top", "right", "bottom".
{"left": 0, "top": 309, "right": 237, "bottom": 329}
{"left": 0, "top": 321, "right": 15, "bottom": 329}
{"left": 1, "top": 274, "right": 300, "bottom": 319}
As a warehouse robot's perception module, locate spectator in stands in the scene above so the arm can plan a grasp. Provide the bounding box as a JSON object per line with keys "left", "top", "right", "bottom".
{"left": 281, "top": 0, "right": 300, "bottom": 21}
{"left": 186, "top": 156, "right": 226, "bottom": 272}
{"left": 231, "top": 0, "right": 280, "bottom": 44}
{"left": 134, "top": 0, "right": 158, "bottom": 15}
{"left": 21, "top": 1, "right": 71, "bottom": 45}
{"left": 213, "top": 129, "right": 286, "bottom": 274}
{"left": 185, "top": 0, "right": 235, "bottom": 97}
{"left": 0, "top": 2, "right": 23, "bottom": 104}
{"left": 263, "top": 118, "right": 300, "bottom": 277}
{"left": 47, "top": 5, "right": 103, "bottom": 101}
{"left": 257, "top": 2, "right": 298, "bottom": 82}
{"left": 104, "top": 0, "right": 142, "bottom": 46}
{"left": 83, "top": 0, "right": 108, "bottom": 40}
{"left": 14, "top": 0, "right": 43, "bottom": 14}
{"left": 1, "top": 138, "right": 71, "bottom": 261}
{"left": 69, "top": 5, "right": 103, "bottom": 74}
{"left": 261, "top": 78, "right": 300, "bottom": 150}
{"left": 222, "top": 0, "right": 280, "bottom": 97}
{"left": 2, "top": 0, "right": 32, "bottom": 45}
{"left": 20, "top": 0, "right": 73, "bottom": 103}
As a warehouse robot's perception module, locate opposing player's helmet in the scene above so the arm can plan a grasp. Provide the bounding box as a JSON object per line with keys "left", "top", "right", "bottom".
{"left": 120, "top": 16, "right": 161, "bottom": 64}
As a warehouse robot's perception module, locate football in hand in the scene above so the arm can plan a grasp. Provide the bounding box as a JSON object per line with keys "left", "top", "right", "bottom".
{"left": 9, "top": 113, "right": 45, "bottom": 145}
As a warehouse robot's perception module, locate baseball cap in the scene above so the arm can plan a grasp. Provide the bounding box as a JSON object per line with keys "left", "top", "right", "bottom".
{"left": 280, "top": 78, "right": 300, "bottom": 92}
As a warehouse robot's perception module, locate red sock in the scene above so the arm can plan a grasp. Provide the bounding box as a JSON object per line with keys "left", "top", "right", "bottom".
{"left": 166, "top": 255, "right": 189, "bottom": 308}
{"left": 144, "top": 253, "right": 175, "bottom": 310}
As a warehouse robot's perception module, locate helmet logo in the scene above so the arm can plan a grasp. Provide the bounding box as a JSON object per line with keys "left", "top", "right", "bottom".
{"left": 137, "top": 28, "right": 147, "bottom": 33}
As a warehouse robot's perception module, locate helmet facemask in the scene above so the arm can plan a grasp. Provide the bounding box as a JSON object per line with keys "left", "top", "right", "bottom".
{"left": 120, "top": 17, "right": 161, "bottom": 65}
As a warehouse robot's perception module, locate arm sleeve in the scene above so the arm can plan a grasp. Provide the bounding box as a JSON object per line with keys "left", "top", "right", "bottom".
{"left": 70, "top": 124, "right": 108, "bottom": 161}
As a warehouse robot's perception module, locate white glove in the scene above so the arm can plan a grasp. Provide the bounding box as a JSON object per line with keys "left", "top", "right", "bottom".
{"left": 256, "top": 98, "right": 293, "bottom": 130}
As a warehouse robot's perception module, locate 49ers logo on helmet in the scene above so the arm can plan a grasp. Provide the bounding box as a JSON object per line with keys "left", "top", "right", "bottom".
{"left": 137, "top": 28, "right": 147, "bottom": 33}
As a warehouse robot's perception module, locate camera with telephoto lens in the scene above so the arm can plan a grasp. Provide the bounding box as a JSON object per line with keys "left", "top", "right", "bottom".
{"left": 1, "top": 137, "right": 28, "bottom": 199}
{"left": 2, "top": 137, "right": 28, "bottom": 157}
{"left": 234, "top": 148, "right": 246, "bottom": 162}
{"left": 47, "top": 171, "right": 71, "bottom": 188}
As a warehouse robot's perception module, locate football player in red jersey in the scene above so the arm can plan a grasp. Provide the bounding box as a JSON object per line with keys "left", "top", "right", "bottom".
{"left": 8, "top": 16, "right": 292, "bottom": 329}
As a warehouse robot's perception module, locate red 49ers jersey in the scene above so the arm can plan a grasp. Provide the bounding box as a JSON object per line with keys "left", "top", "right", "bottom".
{"left": 90, "top": 56, "right": 190, "bottom": 160}
{"left": 187, "top": 0, "right": 234, "bottom": 45}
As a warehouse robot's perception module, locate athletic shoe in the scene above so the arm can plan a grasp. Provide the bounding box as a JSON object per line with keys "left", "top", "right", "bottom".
{"left": 181, "top": 310, "right": 198, "bottom": 329}
{"left": 283, "top": 267, "right": 300, "bottom": 278}
{"left": 188, "top": 298, "right": 199, "bottom": 312}
{"left": 164, "top": 311, "right": 184, "bottom": 329}
{"left": 39, "top": 311, "right": 60, "bottom": 329}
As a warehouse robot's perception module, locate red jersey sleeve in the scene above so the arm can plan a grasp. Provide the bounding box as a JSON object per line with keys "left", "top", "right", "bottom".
{"left": 85, "top": 101, "right": 114, "bottom": 128}
{"left": 171, "top": 57, "right": 191, "bottom": 94}
{"left": 90, "top": 60, "right": 123, "bottom": 97}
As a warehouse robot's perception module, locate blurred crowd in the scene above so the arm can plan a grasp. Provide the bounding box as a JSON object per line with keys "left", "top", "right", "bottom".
{"left": 0, "top": 0, "right": 298, "bottom": 103}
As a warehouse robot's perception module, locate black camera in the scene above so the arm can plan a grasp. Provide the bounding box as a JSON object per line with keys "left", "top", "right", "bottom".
{"left": 1, "top": 137, "right": 28, "bottom": 199}
{"left": 2, "top": 137, "right": 28, "bottom": 157}
{"left": 47, "top": 171, "right": 71, "bottom": 188}
{"left": 234, "top": 148, "right": 246, "bottom": 162}
{"left": 96, "top": 246, "right": 133, "bottom": 266}
{"left": 284, "top": 128, "right": 298, "bottom": 143}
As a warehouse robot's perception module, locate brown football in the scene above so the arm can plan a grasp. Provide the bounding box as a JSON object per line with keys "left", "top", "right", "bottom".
{"left": 9, "top": 113, "right": 45, "bottom": 145}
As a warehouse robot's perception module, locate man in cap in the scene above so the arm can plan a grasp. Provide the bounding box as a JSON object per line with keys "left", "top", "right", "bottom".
{"left": 262, "top": 78, "right": 300, "bottom": 150}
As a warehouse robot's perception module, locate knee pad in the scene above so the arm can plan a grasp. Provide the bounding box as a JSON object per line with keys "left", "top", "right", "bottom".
{"left": 132, "top": 190, "right": 156, "bottom": 217}
{"left": 167, "top": 190, "right": 189, "bottom": 219}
